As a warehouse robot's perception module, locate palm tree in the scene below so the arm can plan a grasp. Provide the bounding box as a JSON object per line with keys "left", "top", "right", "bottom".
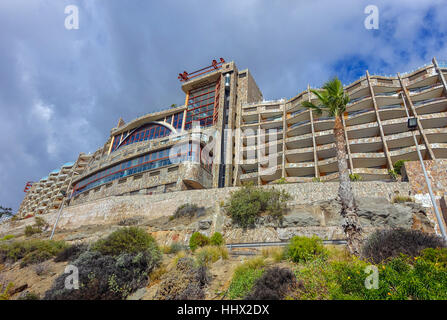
{"left": 302, "top": 77, "right": 363, "bottom": 255}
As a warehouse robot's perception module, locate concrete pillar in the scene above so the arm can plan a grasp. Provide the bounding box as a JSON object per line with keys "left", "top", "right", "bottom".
{"left": 397, "top": 73, "right": 436, "bottom": 160}
{"left": 432, "top": 57, "right": 447, "bottom": 96}
{"left": 307, "top": 86, "right": 320, "bottom": 178}
{"left": 366, "top": 70, "right": 394, "bottom": 170}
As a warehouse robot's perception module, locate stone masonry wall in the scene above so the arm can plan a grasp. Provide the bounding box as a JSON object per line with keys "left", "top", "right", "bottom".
{"left": 0, "top": 182, "right": 411, "bottom": 237}
{"left": 403, "top": 159, "right": 447, "bottom": 234}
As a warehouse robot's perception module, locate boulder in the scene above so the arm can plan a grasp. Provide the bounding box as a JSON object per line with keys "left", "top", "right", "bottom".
{"left": 198, "top": 219, "right": 212, "bottom": 230}
{"left": 281, "top": 211, "right": 320, "bottom": 227}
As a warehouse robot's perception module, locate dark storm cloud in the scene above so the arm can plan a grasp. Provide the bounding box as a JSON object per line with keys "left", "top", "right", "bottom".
{"left": 1, "top": 0, "right": 446, "bottom": 211}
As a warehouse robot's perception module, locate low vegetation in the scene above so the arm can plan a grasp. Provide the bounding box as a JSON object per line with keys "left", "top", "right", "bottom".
{"left": 245, "top": 267, "right": 296, "bottom": 300}
{"left": 194, "top": 245, "right": 228, "bottom": 266}
{"left": 0, "top": 235, "right": 14, "bottom": 241}
{"left": 24, "top": 217, "right": 49, "bottom": 237}
{"left": 349, "top": 173, "right": 362, "bottom": 181}
{"left": 391, "top": 195, "right": 414, "bottom": 203}
{"left": 227, "top": 257, "right": 265, "bottom": 299}
{"left": 189, "top": 232, "right": 210, "bottom": 251}
{"left": 171, "top": 203, "right": 205, "bottom": 220}
{"left": 286, "top": 235, "right": 328, "bottom": 263}
{"left": 225, "top": 184, "right": 290, "bottom": 228}
{"left": 0, "top": 239, "right": 67, "bottom": 267}
{"left": 210, "top": 232, "right": 224, "bottom": 246}
{"left": 393, "top": 159, "right": 408, "bottom": 175}
{"left": 44, "top": 227, "right": 161, "bottom": 300}
{"left": 361, "top": 228, "right": 446, "bottom": 264}
{"left": 155, "top": 257, "right": 210, "bottom": 300}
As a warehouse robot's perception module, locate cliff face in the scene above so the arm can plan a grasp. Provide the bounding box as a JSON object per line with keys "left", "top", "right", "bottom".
{"left": 149, "top": 196, "right": 433, "bottom": 245}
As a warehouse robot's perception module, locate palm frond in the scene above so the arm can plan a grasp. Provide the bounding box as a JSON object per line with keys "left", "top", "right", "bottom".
{"left": 301, "top": 101, "right": 324, "bottom": 116}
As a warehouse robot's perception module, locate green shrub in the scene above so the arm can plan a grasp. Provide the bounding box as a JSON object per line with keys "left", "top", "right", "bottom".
{"left": 189, "top": 232, "right": 210, "bottom": 251}
{"left": 210, "top": 232, "right": 224, "bottom": 246}
{"left": 194, "top": 245, "right": 228, "bottom": 266}
{"left": 92, "top": 227, "right": 158, "bottom": 256}
{"left": 312, "top": 177, "right": 321, "bottom": 182}
{"left": 361, "top": 228, "right": 446, "bottom": 264}
{"left": 0, "top": 240, "right": 67, "bottom": 267}
{"left": 18, "top": 292, "right": 40, "bottom": 300}
{"left": 329, "top": 255, "right": 447, "bottom": 300}
{"left": 0, "top": 283, "right": 14, "bottom": 300}
{"left": 391, "top": 195, "right": 414, "bottom": 203}
{"left": 393, "top": 160, "right": 408, "bottom": 175}
{"left": 0, "top": 235, "right": 14, "bottom": 241}
{"left": 24, "top": 225, "right": 41, "bottom": 237}
{"left": 225, "top": 185, "right": 290, "bottom": 228}
{"left": 388, "top": 169, "right": 398, "bottom": 180}
{"left": 34, "top": 216, "right": 48, "bottom": 229}
{"left": 168, "top": 242, "right": 186, "bottom": 254}
{"left": 45, "top": 247, "right": 161, "bottom": 300}
{"left": 227, "top": 258, "right": 265, "bottom": 299}
{"left": 274, "top": 177, "right": 287, "bottom": 184}
{"left": 45, "top": 228, "right": 161, "bottom": 300}
{"left": 54, "top": 243, "right": 88, "bottom": 262}
{"left": 286, "top": 236, "right": 328, "bottom": 263}
{"left": 420, "top": 247, "right": 447, "bottom": 269}
{"left": 349, "top": 173, "right": 362, "bottom": 181}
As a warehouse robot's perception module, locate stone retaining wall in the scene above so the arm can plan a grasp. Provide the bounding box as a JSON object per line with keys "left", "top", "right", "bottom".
{"left": 0, "top": 182, "right": 411, "bottom": 237}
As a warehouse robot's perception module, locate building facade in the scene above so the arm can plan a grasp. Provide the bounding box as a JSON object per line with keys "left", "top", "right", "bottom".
{"left": 17, "top": 57, "right": 447, "bottom": 217}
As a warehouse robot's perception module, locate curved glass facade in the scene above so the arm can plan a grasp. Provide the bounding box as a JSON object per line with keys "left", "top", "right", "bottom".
{"left": 73, "top": 142, "right": 203, "bottom": 196}
{"left": 111, "top": 123, "right": 173, "bottom": 152}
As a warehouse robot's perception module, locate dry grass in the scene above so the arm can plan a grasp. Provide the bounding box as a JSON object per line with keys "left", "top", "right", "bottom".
{"left": 261, "top": 246, "right": 285, "bottom": 262}
{"left": 391, "top": 195, "right": 414, "bottom": 203}
{"left": 195, "top": 245, "right": 229, "bottom": 266}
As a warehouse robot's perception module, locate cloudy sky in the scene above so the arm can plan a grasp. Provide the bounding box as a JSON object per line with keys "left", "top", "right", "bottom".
{"left": 1, "top": 0, "right": 447, "bottom": 212}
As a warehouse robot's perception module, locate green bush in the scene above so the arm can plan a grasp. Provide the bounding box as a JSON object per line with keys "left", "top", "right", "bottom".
{"left": 0, "top": 240, "right": 67, "bottom": 267}
{"left": 312, "top": 177, "right": 321, "bottom": 182}
{"left": 189, "top": 232, "right": 210, "bottom": 251}
{"left": 349, "top": 173, "right": 362, "bottom": 181}
{"left": 168, "top": 242, "right": 186, "bottom": 254}
{"left": 286, "top": 236, "right": 328, "bottom": 263}
{"left": 227, "top": 257, "right": 265, "bottom": 299}
{"left": 388, "top": 169, "right": 398, "bottom": 180}
{"left": 329, "top": 255, "right": 447, "bottom": 300}
{"left": 0, "top": 235, "right": 14, "bottom": 241}
{"left": 361, "top": 228, "right": 446, "bottom": 264}
{"left": 225, "top": 185, "right": 290, "bottom": 228}
{"left": 24, "top": 225, "right": 41, "bottom": 237}
{"left": 274, "top": 177, "right": 287, "bottom": 184}
{"left": 54, "top": 243, "right": 88, "bottom": 262}
{"left": 18, "top": 292, "right": 40, "bottom": 300}
{"left": 45, "top": 248, "right": 161, "bottom": 300}
{"left": 420, "top": 247, "right": 447, "bottom": 268}
{"left": 391, "top": 195, "right": 414, "bottom": 203}
{"left": 194, "top": 245, "right": 228, "bottom": 266}
{"left": 92, "top": 227, "right": 158, "bottom": 256}
{"left": 393, "top": 160, "right": 408, "bottom": 175}
{"left": 45, "top": 229, "right": 161, "bottom": 300}
{"left": 210, "top": 232, "right": 224, "bottom": 246}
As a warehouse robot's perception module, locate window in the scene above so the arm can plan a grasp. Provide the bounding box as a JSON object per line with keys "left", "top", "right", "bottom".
{"left": 111, "top": 123, "right": 172, "bottom": 152}
{"left": 185, "top": 83, "right": 217, "bottom": 130}
{"left": 72, "top": 142, "right": 208, "bottom": 196}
